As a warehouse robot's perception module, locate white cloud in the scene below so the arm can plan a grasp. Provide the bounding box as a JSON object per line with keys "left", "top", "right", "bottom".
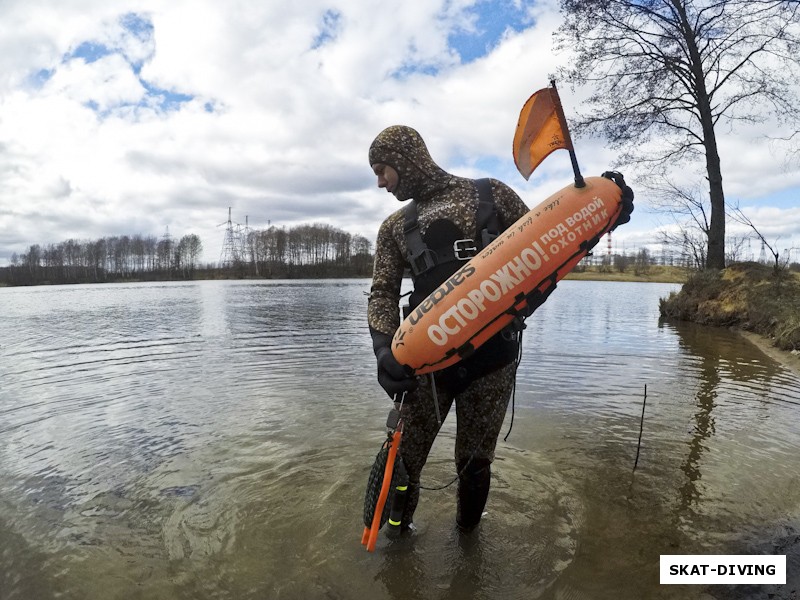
{"left": 0, "top": 0, "right": 798, "bottom": 266}
{"left": 44, "top": 54, "right": 146, "bottom": 110}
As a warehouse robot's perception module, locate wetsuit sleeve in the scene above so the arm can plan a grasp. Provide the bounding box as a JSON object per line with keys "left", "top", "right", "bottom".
{"left": 491, "top": 180, "right": 529, "bottom": 229}
{"left": 368, "top": 215, "right": 405, "bottom": 352}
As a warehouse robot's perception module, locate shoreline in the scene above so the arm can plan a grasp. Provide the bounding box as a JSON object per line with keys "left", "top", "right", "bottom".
{"left": 736, "top": 328, "right": 800, "bottom": 377}
{"left": 564, "top": 268, "right": 687, "bottom": 284}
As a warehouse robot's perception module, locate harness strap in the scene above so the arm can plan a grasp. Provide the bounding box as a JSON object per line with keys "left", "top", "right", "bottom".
{"left": 403, "top": 200, "right": 436, "bottom": 276}
{"left": 474, "top": 178, "right": 500, "bottom": 248}
{"left": 403, "top": 178, "right": 500, "bottom": 277}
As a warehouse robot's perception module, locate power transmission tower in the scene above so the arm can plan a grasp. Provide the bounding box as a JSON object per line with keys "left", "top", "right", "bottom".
{"left": 163, "top": 226, "right": 173, "bottom": 250}
{"left": 219, "top": 207, "right": 241, "bottom": 268}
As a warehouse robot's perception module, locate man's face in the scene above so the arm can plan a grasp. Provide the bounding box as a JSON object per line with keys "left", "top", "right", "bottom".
{"left": 372, "top": 163, "right": 399, "bottom": 197}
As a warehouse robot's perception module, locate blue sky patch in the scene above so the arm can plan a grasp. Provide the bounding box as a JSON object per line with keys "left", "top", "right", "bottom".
{"left": 121, "top": 12, "right": 153, "bottom": 38}
{"left": 390, "top": 61, "right": 440, "bottom": 79}
{"left": 312, "top": 10, "right": 342, "bottom": 49}
{"left": 140, "top": 80, "right": 194, "bottom": 112}
{"left": 56, "top": 12, "right": 192, "bottom": 116}
{"left": 30, "top": 68, "right": 55, "bottom": 87}
{"left": 738, "top": 186, "right": 800, "bottom": 210}
{"left": 450, "top": 153, "right": 518, "bottom": 182}
{"left": 62, "top": 13, "right": 154, "bottom": 73}
{"left": 69, "top": 41, "right": 113, "bottom": 64}
{"left": 471, "top": 155, "right": 508, "bottom": 174}
{"left": 449, "top": 1, "right": 530, "bottom": 63}
{"left": 120, "top": 13, "right": 154, "bottom": 74}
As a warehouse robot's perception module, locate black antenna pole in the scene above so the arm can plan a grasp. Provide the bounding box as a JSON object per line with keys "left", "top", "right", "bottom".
{"left": 550, "top": 79, "right": 585, "bottom": 188}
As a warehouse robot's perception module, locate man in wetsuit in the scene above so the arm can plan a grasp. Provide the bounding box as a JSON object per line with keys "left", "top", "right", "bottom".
{"left": 367, "top": 125, "right": 532, "bottom": 533}
{"left": 367, "top": 125, "right": 635, "bottom": 535}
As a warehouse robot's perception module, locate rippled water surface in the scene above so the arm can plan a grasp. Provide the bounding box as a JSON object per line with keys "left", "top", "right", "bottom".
{"left": 1, "top": 279, "right": 799, "bottom": 600}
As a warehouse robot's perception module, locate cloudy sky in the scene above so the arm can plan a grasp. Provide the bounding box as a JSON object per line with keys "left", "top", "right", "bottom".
{"left": 1, "top": 0, "right": 799, "bottom": 267}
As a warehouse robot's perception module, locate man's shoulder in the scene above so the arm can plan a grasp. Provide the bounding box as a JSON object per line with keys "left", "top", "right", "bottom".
{"left": 380, "top": 206, "right": 409, "bottom": 229}
{"left": 376, "top": 207, "right": 410, "bottom": 243}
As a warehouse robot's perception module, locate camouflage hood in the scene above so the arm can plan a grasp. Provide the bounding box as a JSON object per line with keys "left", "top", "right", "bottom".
{"left": 368, "top": 125, "right": 453, "bottom": 202}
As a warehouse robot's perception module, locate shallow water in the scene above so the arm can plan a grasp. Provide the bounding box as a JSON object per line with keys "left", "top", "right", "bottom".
{"left": 1, "top": 279, "right": 799, "bottom": 599}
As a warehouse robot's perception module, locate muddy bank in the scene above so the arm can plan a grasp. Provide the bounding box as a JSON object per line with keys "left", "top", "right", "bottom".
{"left": 660, "top": 262, "right": 800, "bottom": 354}
{"left": 708, "top": 325, "right": 800, "bottom": 600}
{"left": 700, "top": 523, "right": 800, "bottom": 600}
{"left": 737, "top": 329, "right": 800, "bottom": 377}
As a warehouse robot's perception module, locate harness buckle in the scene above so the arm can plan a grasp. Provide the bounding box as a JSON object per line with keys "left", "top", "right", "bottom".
{"left": 453, "top": 239, "right": 477, "bottom": 260}
{"left": 409, "top": 248, "right": 437, "bottom": 276}
{"left": 481, "top": 229, "right": 498, "bottom": 248}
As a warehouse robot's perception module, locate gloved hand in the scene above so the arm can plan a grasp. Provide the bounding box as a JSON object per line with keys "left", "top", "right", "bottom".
{"left": 602, "top": 171, "right": 634, "bottom": 229}
{"left": 376, "top": 347, "right": 418, "bottom": 399}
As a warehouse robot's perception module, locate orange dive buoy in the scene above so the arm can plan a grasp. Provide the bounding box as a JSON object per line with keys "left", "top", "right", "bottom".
{"left": 391, "top": 175, "right": 623, "bottom": 374}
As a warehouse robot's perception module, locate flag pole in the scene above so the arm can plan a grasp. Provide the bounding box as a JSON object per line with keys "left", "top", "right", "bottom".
{"left": 550, "top": 79, "right": 585, "bottom": 188}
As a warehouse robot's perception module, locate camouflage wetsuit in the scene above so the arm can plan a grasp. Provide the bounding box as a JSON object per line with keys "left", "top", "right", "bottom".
{"left": 368, "top": 125, "right": 530, "bottom": 530}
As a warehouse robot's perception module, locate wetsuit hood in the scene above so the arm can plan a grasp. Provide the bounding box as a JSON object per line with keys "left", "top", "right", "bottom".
{"left": 369, "top": 125, "right": 452, "bottom": 202}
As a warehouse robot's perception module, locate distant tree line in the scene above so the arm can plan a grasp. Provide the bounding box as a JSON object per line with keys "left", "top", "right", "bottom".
{"left": 0, "top": 233, "right": 203, "bottom": 286}
{"left": 577, "top": 243, "right": 800, "bottom": 276}
{"left": 0, "top": 223, "right": 375, "bottom": 287}
{"left": 232, "top": 223, "right": 374, "bottom": 278}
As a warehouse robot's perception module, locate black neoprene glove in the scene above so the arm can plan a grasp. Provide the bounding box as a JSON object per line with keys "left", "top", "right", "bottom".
{"left": 602, "top": 171, "right": 634, "bottom": 229}
{"left": 375, "top": 346, "right": 418, "bottom": 400}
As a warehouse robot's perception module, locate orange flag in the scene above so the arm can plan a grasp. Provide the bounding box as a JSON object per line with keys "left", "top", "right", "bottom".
{"left": 512, "top": 85, "right": 574, "bottom": 180}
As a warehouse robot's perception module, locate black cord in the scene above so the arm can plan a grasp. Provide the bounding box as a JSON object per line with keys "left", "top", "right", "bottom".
{"left": 419, "top": 466, "right": 462, "bottom": 491}
{"left": 420, "top": 326, "right": 525, "bottom": 491}
{"left": 503, "top": 327, "right": 524, "bottom": 442}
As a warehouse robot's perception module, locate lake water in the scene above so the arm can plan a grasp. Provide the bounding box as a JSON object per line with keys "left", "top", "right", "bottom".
{"left": 1, "top": 279, "right": 799, "bottom": 600}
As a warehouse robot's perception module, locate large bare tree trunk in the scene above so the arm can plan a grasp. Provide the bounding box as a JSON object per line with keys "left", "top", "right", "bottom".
{"left": 675, "top": 0, "right": 727, "bottom": 269}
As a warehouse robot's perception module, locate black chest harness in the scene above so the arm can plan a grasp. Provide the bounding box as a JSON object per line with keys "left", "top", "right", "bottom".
{"left": 401, "top": 179, "right": 519, "bottom": 393}
{"left": 403, "top": 178, "right": 500, "bottom": 280}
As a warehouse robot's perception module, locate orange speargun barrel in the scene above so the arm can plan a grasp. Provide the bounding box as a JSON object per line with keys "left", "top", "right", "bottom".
{"left": 391, "top": 175, "right": 623, "bottom": 374}
{"left": 361, "top": 428, "right": 402, "bottom": 552}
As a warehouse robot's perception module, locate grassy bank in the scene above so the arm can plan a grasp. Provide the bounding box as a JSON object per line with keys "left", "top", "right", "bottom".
{"left": 659, "top": 262, "right": 800, "bottom": 352}
{"left": 564, "top": 265, "right": 688, "bottom": 284}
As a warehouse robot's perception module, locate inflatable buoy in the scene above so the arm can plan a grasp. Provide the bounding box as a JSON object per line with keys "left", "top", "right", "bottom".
{"left": 391, "top": 175, "right": 623, "bottom": 374}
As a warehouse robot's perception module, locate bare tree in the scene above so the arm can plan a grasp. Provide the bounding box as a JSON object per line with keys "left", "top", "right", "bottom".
{"left": 648, "top": 174, "right": 754, "bottom": 266}
{"left": 648, "top": 175, "right": 711, "bottom": 244}
{"left": 352, "top": 234, "right": 373, "bottom": 274}
{"left": 177, "top": 233, "right": 203, "bottom": 278}
{"left": 24, "top": 244, "right": 41, "bottom": 275}
{"left": 634, "top": 247, "right": 652, "bottom": 275}
{"left": 556, "top": 0, "right": 800, "bottom": 270}
{"left": 657, "top": 226, "right": 706, "bottom": 270}
{"left": 728, "top": 204, "right": 786, "bottom": 273}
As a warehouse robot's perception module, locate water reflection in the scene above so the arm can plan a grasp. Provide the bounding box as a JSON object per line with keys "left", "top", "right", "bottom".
{"left": 655, "top": 319, "right": 800, "bottom": 564}
{"left": 672, "top": 322, "right": 722, "bottom": 513}
{"left": 1, "top": 280, "right": 799, "bottom": 599}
